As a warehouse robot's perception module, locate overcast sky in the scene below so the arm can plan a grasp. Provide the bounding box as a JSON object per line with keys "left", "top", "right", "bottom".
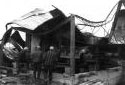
{"left": 0, "top": 0, "right": 119, "bottom": 39}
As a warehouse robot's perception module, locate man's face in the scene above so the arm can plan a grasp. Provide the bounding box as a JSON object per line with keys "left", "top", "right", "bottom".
{"left": 81, "top": 49, "right": 86, "bottom": 53}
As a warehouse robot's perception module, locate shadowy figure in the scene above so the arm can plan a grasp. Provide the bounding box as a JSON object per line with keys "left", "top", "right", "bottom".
{"left": 17, "top": 47, "right": 30, "bottom": 74}
{"left": 31, "top": 46, "right": 42, "bottom": 80}
{"left": 42, "top": 46, "right": 58, "bottom": 84}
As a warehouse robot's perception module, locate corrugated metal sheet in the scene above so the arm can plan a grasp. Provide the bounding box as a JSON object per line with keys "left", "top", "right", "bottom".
{"left": 10, "top": 8, "right": 53, "bottom": 30}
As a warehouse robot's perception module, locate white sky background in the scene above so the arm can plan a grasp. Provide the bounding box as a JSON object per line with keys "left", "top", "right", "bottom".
{"left": 0, "top": 0, "right": 119, "bottom": 39}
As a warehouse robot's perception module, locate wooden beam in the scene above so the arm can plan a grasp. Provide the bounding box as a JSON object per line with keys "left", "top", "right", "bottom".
{"left": 70, "top": 15, "right": 75, "bottom": 75}
{"left": 37, "top": 18, "right": 70, "bottom": 35}
{"left": 26, "top": 33, "right": 31, "bottom": 50}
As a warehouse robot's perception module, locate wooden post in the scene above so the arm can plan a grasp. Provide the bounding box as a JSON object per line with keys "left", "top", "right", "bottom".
{"left": 26, "top": 33, "right": 31, "bottom": 50}
{"left": 70, "top": 15, "right": 75, "bottom": 76}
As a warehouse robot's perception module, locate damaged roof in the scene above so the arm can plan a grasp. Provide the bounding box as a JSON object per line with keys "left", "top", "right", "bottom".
{"left": 6, "top": 8, "right": 66, "bottom": 33}
{"left": 4, "top": 8, "right": 104, "bottom": 46}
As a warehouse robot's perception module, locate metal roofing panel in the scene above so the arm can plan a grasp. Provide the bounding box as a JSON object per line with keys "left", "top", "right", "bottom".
{"left": 10, "top": 8, "right": 53, "bottom": 30}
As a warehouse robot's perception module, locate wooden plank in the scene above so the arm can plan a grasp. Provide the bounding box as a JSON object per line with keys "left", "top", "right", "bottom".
{"left": 0, "top": 66, "right": 16, "bottom": 70}
{"left": 26, "top": 33, "right": 31, "bottom": 50}
{"left": 70, "top": 15, "right": 75, "bottom": 75}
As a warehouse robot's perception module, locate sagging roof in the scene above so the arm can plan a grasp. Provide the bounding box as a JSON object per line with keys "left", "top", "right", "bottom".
{"left": 6, "top": 8, "right": 66, "bottom": 33}
{"left": 4, "top": 7, "right": 105, "bottom": 46}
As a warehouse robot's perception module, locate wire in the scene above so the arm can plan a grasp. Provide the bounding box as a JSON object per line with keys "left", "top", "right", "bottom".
{"left": 74, "top": 11, "right": 116, "bottom": 27}
{"left": 101, "top": 26, "right": 109, "bottom": 36}
{"left": 93, "top": 27, "right": 101, "bottom": 34}
{"left": 73, "top": 1, "right": 119, "bottom": 27}
{"left": 105, "top": 1, "right": 119, "bottom": 20}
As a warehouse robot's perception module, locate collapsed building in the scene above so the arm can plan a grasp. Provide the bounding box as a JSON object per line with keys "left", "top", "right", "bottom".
{"left": 1, "top": 0, "right": 125, "bottom": 84}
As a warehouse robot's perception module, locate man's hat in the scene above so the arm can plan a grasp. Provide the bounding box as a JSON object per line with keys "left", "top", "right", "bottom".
{"left": 49, "top": 46, "right": 54, "bottom": 50}
{"left": 24, "top": 47, "right": 28, "bottom": 50}
{"left": 36, "top": 46, "right": 41, "bottom": 49}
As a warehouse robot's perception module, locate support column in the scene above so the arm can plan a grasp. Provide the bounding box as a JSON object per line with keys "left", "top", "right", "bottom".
{"left": 70, "top": 15, "right": 75, "bottom": 75}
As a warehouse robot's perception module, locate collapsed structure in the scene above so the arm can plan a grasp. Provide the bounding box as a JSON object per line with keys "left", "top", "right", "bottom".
{"left": 1, "top": 0, "right": 125, "bottom": 84}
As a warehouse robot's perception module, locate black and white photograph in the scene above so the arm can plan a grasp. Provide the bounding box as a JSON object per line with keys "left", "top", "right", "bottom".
{"left": 0, "top": 0, "right": 125, "bottom": 85}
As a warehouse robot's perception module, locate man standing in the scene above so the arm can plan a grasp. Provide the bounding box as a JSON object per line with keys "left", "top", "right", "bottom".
{"left": 17, "top": 47, "right": 30, "bottom": 74}
{"left": 31, "top": 46, "right": 42, "bottom": 80}
{"left": 42, "top": 46, "right": 58, "bottom": 84}
{"left": 79, "top": 47, "right": 92, "bottom": 72}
